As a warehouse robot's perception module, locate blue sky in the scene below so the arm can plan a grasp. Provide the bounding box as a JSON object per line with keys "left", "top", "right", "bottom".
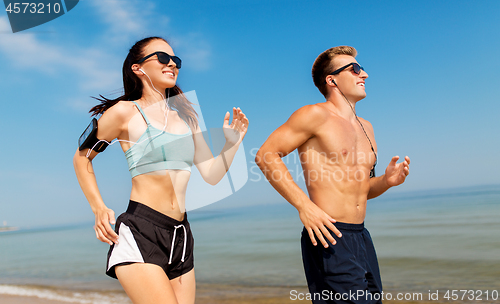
{"left": 0, "top": 0, "right": 499, "bottom": 227}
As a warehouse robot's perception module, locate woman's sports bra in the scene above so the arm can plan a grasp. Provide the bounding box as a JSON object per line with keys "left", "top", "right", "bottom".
{"left": 125, "top": 101, "right": 195, "bottom": 178}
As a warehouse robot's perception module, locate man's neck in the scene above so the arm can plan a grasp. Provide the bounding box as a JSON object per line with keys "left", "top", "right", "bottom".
{"left": 325, "top": 92, "right": 359, "bottom": 120}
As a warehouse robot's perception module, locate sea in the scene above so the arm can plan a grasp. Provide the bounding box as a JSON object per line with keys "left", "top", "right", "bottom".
{"left": 0, "top": 184, "right": 499, "bottom": 303}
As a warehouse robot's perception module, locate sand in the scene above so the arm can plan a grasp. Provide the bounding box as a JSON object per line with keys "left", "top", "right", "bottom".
{"left": 0, "top": 285, "right": 306, "bottom": 304}
{"left": 0, "top": 293, "right": 451, "bottom": 304}
{"left": 0, "top": 294, "right": 71, "bottom": 304}
{"left": 0, "top": 284, "right": 463, "bottom": 304}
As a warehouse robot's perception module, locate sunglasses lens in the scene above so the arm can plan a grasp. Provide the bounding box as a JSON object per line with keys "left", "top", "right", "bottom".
{"left": 172, "top": 56, "right": 182, "bottom": 69}
{"left": 353, "top": 63, "right": 360, "bottom": 74}
{"left": 157, "top": 53, "right": 170, "bottom": 64}
{"left": 157, "top": 53, "right": 182, "bottom": 69}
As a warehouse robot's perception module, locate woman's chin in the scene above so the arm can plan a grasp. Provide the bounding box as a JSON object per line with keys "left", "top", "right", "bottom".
{"left": 151, "top": 81, "right": 176, "bottom": 92}
{"left": 163, "top": 78, "right": 177, "bottom": 88}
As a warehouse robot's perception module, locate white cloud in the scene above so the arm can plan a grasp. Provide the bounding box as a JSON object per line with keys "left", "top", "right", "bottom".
{"left": 88, "top": 0, "right": 211, "bottom": 72}
{"left": 0, "top": 16, "right": 121, "bottom": 93}
{"left": 0, "top": 0, "right": 212, "bottom": 112}
{"left": 0, "top": 17, "right": 63, "bottom": 73}
{"left": 89, "top": 0, "right": 161, "bottom": 43}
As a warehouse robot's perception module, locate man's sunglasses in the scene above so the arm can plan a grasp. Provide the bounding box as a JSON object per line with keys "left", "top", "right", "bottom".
{"left": 136, "top": 52, "right": 182, "bottom": 69}
{"left": 330, "top": 62, "right": 364, "bottom": 75}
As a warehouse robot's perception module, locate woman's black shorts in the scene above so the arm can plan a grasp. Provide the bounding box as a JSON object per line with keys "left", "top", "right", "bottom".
{"left": 106, "top": 200, "right": 194, "bottom": 280}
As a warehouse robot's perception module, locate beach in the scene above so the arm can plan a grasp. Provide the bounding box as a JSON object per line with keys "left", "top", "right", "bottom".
{"left": 1, "top": 185, "right": 499, "bottom": 304}
{"left": 0, "top": 284, "right": 311, "bottom": 304}
{"left": 0, "top": 294, "right": 69, "bottom": 304}
{"left": 2, "top": 285, "right": 497, "bottom": 304}
{"left": 0, "top": 285, "right": 476, "bottom": 304}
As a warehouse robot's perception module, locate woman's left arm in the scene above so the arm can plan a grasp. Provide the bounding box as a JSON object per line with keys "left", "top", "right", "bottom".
{"left": 192, "top": 107, "right": 249, "bottom": 185}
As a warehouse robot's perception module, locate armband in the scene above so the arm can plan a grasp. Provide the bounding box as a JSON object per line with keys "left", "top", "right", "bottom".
{"left": 78, "top": 118, "right": 109, "bottom": 152}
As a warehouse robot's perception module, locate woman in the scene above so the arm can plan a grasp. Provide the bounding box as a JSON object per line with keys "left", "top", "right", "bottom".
{"left": 73, "top": 36, "right": 248, "bottom": 304}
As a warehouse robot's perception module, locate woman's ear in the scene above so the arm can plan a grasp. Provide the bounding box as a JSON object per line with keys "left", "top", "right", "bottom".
{"left": 131, "top": 64, "right": 144, "bottom": 75}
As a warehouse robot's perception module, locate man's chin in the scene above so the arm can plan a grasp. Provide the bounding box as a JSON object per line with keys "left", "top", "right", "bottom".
{"left": 351, "top": 94, "right": 366, "bottom": 103}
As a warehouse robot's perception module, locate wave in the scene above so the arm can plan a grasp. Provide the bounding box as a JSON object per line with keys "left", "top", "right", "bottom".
{"left": 0, "top": 284, "right": 131, "bottom": 304}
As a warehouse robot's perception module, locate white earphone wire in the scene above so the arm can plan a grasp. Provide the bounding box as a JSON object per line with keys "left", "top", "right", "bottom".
{"left": 86, "top": 69, "right": 171, "bottom": 159}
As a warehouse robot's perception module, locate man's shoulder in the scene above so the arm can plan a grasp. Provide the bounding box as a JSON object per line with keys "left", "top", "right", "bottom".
{"left": 289, "top": 103, "right": 330, "bottom": 124}
{"left": 357, "top": 116, "right": 374, "bottom": 132}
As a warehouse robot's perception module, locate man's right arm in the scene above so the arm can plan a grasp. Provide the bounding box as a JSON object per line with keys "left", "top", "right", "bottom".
{"left": 255, "top": 105, "right": 342, "bottom": 248}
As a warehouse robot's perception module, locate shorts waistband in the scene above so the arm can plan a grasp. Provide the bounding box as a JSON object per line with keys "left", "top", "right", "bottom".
{"left": 334, "top": 222, "right": 365, "bottom": 232}
{"left": 126, "top": 200, "right": 188, "bottom": 229}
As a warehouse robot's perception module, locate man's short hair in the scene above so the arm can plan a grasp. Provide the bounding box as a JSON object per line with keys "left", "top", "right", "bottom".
{"left": 312, "top": 46, "right": 357, "bottom": 97}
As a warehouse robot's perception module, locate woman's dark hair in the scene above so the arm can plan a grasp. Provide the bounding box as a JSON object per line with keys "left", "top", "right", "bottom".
{"left": 89, "top": 36, "right": 198, "bottom": 126}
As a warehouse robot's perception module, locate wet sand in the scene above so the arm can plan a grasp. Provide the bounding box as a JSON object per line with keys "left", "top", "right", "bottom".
{"left": 0, "top": 285, "right": 309, "bottom": 304}
{"left": 0, "top": 284, "right": 457, "bottom": 304}
{"left": 0, "top": 284, "right": 308, "bottom": 304}
{"left": 0, "top": 294, "right": 70, "bottom": 304}
{"left": 0, "top": 293, "right": 453, "bottom": 304}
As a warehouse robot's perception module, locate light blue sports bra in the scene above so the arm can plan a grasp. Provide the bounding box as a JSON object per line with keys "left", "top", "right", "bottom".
{"left": 125, "top": 101, "right": 195, "bottom": 178}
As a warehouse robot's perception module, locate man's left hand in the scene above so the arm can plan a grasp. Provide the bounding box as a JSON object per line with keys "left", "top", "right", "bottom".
{"left": 384, "top": 155, "right": 410, "bottom": 187}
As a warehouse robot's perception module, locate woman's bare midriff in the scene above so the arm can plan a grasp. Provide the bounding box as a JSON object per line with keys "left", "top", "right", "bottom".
{"left": 130, "top": 170, "right": 191, "bottom": 221}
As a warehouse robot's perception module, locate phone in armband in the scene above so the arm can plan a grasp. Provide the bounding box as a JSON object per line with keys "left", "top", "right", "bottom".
{"left": 78, "top": 118, "right": 109, "bottom": 152}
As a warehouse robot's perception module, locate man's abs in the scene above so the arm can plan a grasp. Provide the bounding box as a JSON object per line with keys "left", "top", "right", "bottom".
{"left": 299, "top": 147, "right": 373, "bottom": 224}
{"left": 307, "top": 179, "right": 370, "bottom": 223}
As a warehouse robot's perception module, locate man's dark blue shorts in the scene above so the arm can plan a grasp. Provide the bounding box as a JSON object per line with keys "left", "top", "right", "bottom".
{"left": 301, "top": 222, "right": 382, "bottom": 304}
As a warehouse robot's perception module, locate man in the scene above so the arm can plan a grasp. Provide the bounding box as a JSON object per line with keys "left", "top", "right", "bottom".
{"left": 256, "top": 46, "right": 410, "bottom": 303}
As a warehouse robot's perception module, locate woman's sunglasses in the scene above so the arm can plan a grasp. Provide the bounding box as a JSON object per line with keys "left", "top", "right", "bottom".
{"left": 330, "top": 62, "right": 364, "bottom": 75}
{"left": 136, "top": 52, "right": 182, "bottom": 69}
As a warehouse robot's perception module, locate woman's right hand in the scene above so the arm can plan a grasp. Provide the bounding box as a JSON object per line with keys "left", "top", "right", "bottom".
{"left": 94, "top": 207, "right": 119, "bottom": 245}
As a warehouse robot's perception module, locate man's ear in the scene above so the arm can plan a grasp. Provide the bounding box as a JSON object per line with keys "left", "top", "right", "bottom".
{"left": 326, "top": 76, "right": 336, "bottom": 86}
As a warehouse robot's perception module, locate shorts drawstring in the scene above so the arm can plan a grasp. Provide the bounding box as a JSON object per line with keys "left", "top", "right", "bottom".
{"left": 169, "top": 224, "right": 187, "bottom": 264}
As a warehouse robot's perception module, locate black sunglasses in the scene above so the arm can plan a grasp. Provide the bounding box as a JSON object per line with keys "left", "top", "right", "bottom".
{"left": 136, "top": 52, "right": 182, "bottom": 69}
{"left": 330, "top": 62, "right": 364, "bottom": 75}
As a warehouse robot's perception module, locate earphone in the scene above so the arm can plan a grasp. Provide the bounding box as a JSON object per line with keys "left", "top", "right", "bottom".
{"left": 328, "top": 75, "right": 377, "bottom": 175}
{"left": 132, "top": 67, "right": 145, "bottom": 75}
{"left": 86, "top": 67, "right": 171, "bottom": 158}
{"left": 86, "top": 91, "right": 171, "bottom": 159}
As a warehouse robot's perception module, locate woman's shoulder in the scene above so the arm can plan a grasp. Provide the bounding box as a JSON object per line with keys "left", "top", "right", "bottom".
{"left": 101, "top": 100, "right": 137, "bottom": 122}
{"left": 96, "top": 100, "right": 144, "bottom": 135}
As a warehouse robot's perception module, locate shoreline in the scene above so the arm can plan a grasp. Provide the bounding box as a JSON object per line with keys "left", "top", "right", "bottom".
{"left": 0, "top": 283, "right": 476, "bottom": 304}
{"left": 0, "top": 284, "right": 309, "bottom": 304}
{"left": 0, "top": 294, "right": 69, "bottom": 304}
{"left": 0, "top": 294, "right": 463, "bottom": 304}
